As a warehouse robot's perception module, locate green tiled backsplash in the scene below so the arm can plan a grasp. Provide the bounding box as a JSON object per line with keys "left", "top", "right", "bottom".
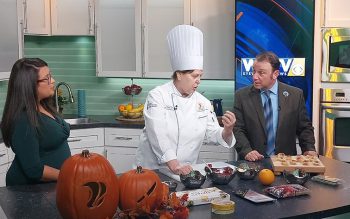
{"left": 0, "top": 36, "right": 234, "bottom": 117}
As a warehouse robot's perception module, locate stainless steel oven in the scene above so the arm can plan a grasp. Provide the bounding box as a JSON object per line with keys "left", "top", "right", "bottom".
{"left": 320, "top": 88, "right": 350, "bottom": 162}
{"left": 322, "top": 28, "right": 350, "bottom": 82}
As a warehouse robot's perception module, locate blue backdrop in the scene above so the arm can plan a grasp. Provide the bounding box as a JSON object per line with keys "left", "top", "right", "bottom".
{"left": 235, "top": 0, "right": 315, "bottom": 117}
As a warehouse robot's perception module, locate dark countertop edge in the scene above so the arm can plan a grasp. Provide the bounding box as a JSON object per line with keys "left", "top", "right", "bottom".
{"left": 68, "top": 121, "right": 144, "bottom": 129}
{"left": 66, "top": 114, "right": 145, "bottom": 129}
{"left": 282, "top": 206, "right": 350, "bottom": 219}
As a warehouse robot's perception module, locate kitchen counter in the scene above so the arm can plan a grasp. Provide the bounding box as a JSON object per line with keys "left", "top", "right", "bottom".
{"left": 63, "top": 114, "right": 145, "bottom": 129}
{"left": 0, "top": 114, "right": 225, "bottom": 143}
{"left": 0, "top": 115, "right": 144, "bottom": 144}
{"left": 0, "top": 156, "right": 350, "bottom": 219}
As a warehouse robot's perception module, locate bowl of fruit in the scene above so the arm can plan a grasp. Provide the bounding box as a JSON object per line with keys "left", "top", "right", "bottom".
{"left": 122, "top": 84, "right": 142, "bottom": 95}
{"left": 205, "top": 165, "right": 236, "bottom": 185}
{"left": 118, "top": 103, "right": 144, "bottom": 119}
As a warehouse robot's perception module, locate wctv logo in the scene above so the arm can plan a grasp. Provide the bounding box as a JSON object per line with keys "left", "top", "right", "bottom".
{"left": 240, "top": 58, "right": 306, "bottom": 77}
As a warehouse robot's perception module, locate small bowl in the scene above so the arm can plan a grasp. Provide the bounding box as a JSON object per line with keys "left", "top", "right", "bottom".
{"left": 205, "top": 166, "right": 236, "bottom": 185}
{"left": 237, "top": 167, "right": 258, "bottom": 180}
{"left": 163, "top": 180, "right": 178, "bottom": 192}
{"left": 283, "top": 169, "right": 310, "bottom": 185}
{"left": 180, "top": 170, "right": 206, "bottom": 189}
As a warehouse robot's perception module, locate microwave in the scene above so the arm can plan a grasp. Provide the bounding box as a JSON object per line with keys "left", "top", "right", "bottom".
{"left": 322, "top": 28, "right": 350, "bottom": 82}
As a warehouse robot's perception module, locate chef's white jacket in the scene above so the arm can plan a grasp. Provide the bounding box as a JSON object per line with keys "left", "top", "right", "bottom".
{"left": 134, "top": 81, "right": 236, "bottom": 170}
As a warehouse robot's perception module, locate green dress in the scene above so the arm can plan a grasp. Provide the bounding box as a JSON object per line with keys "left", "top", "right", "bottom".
{"left": 6, "top": 112, "right": 71, "bottom": 186}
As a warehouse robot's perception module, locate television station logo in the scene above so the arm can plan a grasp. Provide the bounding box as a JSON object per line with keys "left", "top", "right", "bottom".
{"left": 240, "top": 58, "right": 305, "bottom": 77}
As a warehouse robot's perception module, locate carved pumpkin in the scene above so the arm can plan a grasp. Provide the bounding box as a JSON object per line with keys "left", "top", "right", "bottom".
{"left": 119, "top": 166, "right": 167, "bottom": 212}
{"left": 56, "top": 150, "right": 119, "bottom": 219}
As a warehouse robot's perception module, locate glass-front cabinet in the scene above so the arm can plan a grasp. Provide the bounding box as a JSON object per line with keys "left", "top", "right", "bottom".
{"left": 96, "top": 0, "right": 189, "bottom": 78}
{"left": 0, "top": 0, "right": 22, "bottom": 80}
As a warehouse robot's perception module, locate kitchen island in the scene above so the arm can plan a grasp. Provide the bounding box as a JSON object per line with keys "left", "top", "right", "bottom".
{"left": 0, "top": 156, "right": 349, "bottom": 219}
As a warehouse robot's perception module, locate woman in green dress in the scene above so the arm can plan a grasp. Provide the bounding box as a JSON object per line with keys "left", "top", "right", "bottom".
{"left": 1, "top": 58, "right": 71, "bottom": 186}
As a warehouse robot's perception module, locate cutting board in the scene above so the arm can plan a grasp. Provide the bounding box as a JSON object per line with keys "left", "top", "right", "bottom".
{"left": 271, "top": 155, "right": 326, "bottom": 173}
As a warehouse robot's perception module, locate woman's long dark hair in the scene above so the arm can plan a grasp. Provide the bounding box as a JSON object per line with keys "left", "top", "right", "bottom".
{"left": 1, "top": 58, "right": 57, "bottom": 148}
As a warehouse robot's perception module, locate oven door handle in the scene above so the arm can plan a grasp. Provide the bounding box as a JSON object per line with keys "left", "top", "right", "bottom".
{"left": 321, "top": 103, "right": 350, "bottom": 110}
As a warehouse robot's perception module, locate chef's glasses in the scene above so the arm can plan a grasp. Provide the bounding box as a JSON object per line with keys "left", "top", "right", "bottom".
{"left": 37, "top": 73, "right": 53, "bottom": 85}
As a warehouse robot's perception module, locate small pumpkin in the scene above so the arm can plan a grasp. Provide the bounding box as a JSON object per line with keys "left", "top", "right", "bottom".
{"left": 119, "top": 166, "right": 167, "bottom": 212}
{"left": 56, "top": 150, "right": 119, "bottom": 219}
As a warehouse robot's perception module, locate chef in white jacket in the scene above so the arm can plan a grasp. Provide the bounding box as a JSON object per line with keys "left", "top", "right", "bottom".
{"left": 135, "top": 25, "right": 236, "bottom": 175}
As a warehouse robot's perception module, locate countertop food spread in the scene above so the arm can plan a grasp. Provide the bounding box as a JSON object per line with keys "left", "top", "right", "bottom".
{"left": 0, "top": 157, "right": 350, "bottom": 219}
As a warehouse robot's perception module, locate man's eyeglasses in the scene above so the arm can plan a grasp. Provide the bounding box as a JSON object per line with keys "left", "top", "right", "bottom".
{"left": 37, "top": 73, "right": 52, "bottom": 85}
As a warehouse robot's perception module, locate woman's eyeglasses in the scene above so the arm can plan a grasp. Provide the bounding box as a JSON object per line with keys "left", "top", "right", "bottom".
{"left": 37, "top": 73, "right": 52, "bottom": 85}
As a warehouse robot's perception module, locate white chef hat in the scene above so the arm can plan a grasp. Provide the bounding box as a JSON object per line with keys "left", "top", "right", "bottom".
{"left": 167, "top": 25, "right": 203, "bottom": 72}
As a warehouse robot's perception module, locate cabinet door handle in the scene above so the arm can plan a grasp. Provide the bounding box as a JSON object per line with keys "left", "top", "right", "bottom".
{"left": 114, "top": 137, "right": 132, "bottom": 141}
{"left": 23, "top": 0, "right": 28, "bottom": 31}
{"left": 68, "top": 139, "right": 82, "bottom": 142}
{"left": 141, "top": 23, "right": 146, "bottom": 77}
{"left": 88, "top": 0, "right": 92, "bottom": 34}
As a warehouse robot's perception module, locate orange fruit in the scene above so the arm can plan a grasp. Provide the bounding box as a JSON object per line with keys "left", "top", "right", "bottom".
{"left": 118, "top": 104, "right": 126, "bottom": 111}
{"left": 258, "top": 169, "right": 275, "bottom": 185}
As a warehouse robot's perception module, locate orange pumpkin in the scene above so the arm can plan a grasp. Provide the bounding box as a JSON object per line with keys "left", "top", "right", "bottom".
{"left": 56, "top": 150, "right": 119, "bottom": 219}
{"left": 119, "top": 166, "right": 167, "bottom": 212}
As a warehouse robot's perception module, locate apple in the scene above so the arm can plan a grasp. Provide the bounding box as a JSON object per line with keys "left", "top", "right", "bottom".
{"left": 131, "top": 84, "right": 139, "bottom": 89}
{"left": 123, "top": 85, "right": 132, "bottom": 95}
{"left": 131, "top": 84, "right": 142, "bottom": 95}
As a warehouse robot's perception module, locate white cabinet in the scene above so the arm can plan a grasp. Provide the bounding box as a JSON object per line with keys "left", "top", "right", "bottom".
{"left": 198, "top": 142, "right": 236, "bottom": 163}
{"left": 96, "top": 0, "right": 189, "bottom": 78}
{"left": 190, "top": 0, "right": 235, "bottom": 79}
{"left": 0, "top": 0, "right": 23, "bottom": 80}
{"left": 19, "top": 0, "right": 95, "bottom": 35}
{"left": 68, "top": 128, "right": 105, "bottom": 156}
{"left": 96, "top": 0, "right": 234, "bottom": 79}
{"left": 142, "top": 0, "right": 190, "bottom": 78}
{"left": 104, "top": 128, "right": 142, "bottom": 174}
{"left": 0, "top": 143, "right": 9, "bottom": 187}
{"left": 323, "top": 0, "right": 350, "bottom": 27}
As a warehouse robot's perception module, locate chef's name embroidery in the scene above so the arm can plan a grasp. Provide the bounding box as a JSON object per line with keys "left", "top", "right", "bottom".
{"left": 164, "top": 105, "right": 175, "bottom": 110}
{"left": 197, "top": 102, "right": 205, "bottom": 112}
{"left": 147, "top": 102, "right": 157, "bottom": 110}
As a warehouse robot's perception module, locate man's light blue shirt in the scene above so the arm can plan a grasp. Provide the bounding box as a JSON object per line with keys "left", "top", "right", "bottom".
{"left": 260, "top": 81, "right": 279, "bottom": 144}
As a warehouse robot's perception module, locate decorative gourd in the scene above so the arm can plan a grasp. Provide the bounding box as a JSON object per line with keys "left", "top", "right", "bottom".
{"left": 56, "top": 150, "right": 119, "bottom": 219}
{"left": 119, "top": 166, "right": 167, "bottom": 212}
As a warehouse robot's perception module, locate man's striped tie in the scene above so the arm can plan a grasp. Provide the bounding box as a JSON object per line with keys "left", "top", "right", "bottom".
{"left": 263, "top": 90, "right": 275, "bottom": 156}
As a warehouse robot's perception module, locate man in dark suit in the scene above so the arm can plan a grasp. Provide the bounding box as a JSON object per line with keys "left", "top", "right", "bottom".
{"left": 234, "top": 51, "right": 317, "bottom": 161}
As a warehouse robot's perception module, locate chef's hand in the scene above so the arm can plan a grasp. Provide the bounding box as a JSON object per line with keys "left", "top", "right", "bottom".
{"left": 167, "top": 159, "right": 192, "bottom": 175}
{"left": 303, "top": 150, "right": 318, "bottom": 156}
{"left": 245, "top": 150, "right": 264, "bottom": 161}
{"left": 222, "top": 111, "right": 236, "bottom": 145}
{"left": 222, "top": 111, "right": 236, "bottom": 131}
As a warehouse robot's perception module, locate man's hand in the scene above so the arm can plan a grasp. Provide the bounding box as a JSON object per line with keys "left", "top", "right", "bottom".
{"left": 303, "top": 150, "right": 318, "bottom": 156}
{"left": 167, "top": 159, "right": 192, "bottom": 175}
{"left": 244, "top": 150, "right": 264, "bottom": 161}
